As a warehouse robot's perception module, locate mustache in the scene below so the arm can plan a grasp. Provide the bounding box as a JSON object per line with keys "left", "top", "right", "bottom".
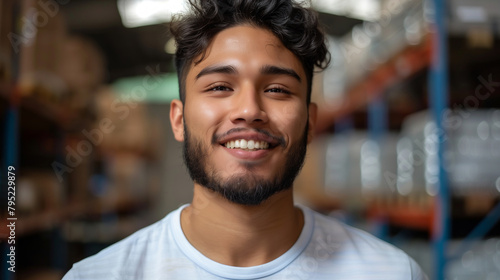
{"left": 212, "top": 127, "right": 285, "bottom": 147}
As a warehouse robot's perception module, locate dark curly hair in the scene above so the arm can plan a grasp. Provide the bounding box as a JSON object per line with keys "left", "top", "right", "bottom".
{"left": 170, "top": 0, "right": 330, "bottom": 104}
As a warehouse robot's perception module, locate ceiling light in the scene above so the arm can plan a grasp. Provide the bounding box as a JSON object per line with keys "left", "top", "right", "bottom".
{"left": 118, "top": 0, "right": 382, "bottom": 28}
{"left": 117, "top": 0, "right": 189, "bottom": 28}
{"left": 312, "top": 0, "right": 381, "bottom": 22}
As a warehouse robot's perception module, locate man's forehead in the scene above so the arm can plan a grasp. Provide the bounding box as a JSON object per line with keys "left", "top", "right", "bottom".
{"left": 211, "top": 25, "right": 283, "bottom": 48}
{"left": 188, "top": 25, "right": 305, "bottom": 78}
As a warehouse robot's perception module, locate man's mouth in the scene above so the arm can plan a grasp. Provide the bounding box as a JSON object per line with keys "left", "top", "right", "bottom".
{"left": 223, "top": 139, "right": 270, "bottom": 150}
{"left": 216, "top": 128, "right": 282, "bottom": 155}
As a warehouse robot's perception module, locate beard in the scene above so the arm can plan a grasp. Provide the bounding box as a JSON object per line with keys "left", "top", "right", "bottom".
{"left": 182, "top": 122, "right": 308, "bottom": 206}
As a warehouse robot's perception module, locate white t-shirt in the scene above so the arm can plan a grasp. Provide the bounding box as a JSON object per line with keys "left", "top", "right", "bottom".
{"left": 63, "top": 204, "right": 428, "bottom": 280}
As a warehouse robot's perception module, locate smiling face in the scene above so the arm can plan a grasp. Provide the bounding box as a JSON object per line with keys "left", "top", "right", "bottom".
{"left": 170, "top": 25, "right": 317, "bottom": 205}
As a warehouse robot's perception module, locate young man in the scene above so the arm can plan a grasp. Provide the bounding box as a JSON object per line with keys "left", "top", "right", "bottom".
{"left": 64, "top": 0, "right": 428, "bottom": 279}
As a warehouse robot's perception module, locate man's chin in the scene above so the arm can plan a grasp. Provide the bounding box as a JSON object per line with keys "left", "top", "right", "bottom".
{"left": 200, "top": 175, "right": 290, "bottom": 206}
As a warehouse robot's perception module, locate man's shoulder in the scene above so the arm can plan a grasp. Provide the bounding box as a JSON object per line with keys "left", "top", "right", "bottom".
{"left": 305, "top": 209, "right": 428, "bottom": 279}
{"left": 63, "top": 209, "right": 180, "bottom": 280}
{"left": 89, "top": 216, "right": 168, "bottom": 258}
{"left": 311, "top": 210, "right": 403, "bottom": 254}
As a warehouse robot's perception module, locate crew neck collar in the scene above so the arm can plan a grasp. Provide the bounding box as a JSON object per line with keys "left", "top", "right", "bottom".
{"left": 170, "top": 204, "right": 314, "bottom": 279}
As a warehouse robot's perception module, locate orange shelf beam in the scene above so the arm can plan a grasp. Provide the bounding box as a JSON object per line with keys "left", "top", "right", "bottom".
{"left": 316, "top": 35, "right": 433, "bottom": 133}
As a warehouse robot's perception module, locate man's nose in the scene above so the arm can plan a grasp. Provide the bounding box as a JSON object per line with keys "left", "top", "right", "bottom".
{"left": 229, "top": 85, "right": 269, "bottom": 124}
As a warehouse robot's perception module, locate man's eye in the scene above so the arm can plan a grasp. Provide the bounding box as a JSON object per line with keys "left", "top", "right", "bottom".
{"left": 266, "top": 87, "right": 291, "bottom": 94}
{"left": 209, "top": 86, "right": 231, "bottom": 91}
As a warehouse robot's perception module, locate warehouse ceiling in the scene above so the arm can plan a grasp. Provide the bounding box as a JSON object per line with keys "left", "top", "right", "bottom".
{"left": 61, "top": 0, "right": 362, "bottom": 82}
{"left": 60, "top": 0, "right": 500, "bottom": 107}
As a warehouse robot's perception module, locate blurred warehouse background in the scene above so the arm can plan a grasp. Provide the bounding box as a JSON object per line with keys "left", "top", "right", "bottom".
{"left": 1, "top": 0, "right": 500, "bottom": 279}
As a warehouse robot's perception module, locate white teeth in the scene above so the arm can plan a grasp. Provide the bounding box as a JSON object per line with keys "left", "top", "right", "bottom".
{"left": 224, "top": 140, "right": 270, "bottom": 150}
{"left": 240, "top": 139, "right": 248, "bottom": 149}
{"left": 247, "top": 140, "right": 254, "bottom": 149}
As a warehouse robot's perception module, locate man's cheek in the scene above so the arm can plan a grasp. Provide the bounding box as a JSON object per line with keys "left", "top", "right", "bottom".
{"left": 281, "top": 103, "right": 298, "bottom": 119}
{"left": 280, "top": 103, "right": 307, "bottom": 123}
{"left": 186, "top": 101, "right": 219, "bottom": 122}
{"left": 199, "top": 100, "right": 225, "bottom": 119}
{"left": 277, "top": 105, "right": 307, "bottom": 135}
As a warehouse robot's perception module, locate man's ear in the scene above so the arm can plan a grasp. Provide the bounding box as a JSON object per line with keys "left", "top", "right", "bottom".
{"left": 170, "top": 99, "right": 185, "bottom": 142}
{"left": 307, "top": 102, "right": 317, "bottom": 144}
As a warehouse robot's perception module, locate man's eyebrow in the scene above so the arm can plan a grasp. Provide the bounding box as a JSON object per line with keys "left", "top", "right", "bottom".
{"left": 260, "top": 65, "right": 301, "bottom": 83}
{"left": 195, "top": 64, "right": 301, "bottom": 83}
{"left": 195, "top": 65, "right": 238, "bottom": 80}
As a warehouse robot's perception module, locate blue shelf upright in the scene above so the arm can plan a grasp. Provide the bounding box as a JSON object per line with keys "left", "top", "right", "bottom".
{"left": 367, "top": 94, "right": 389, "bottom": 241}
{"left": 429, "top": 0, "right": 450, "bottom": 279}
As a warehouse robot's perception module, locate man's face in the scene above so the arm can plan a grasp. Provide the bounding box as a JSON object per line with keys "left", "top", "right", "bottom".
{"left": 170, "top": 25, "right": 316, "bottom": 205}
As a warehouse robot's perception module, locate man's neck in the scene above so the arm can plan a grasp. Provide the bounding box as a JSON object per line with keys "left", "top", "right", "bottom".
{"left": 180, "top": 184, "right": 304, "bottom": 267}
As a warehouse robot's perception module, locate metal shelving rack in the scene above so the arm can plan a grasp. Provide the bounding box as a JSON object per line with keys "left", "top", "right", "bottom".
{"left": 430, "top": 1, "right": 499, "bottom": 279}
{"left": 429, "top": 0, "right": 450, "bottom": 279}
{"left": 324, "top": 1, "right": 500, "bottom": 279}
{"left": 0, "top": 2, "right": 68, "bottom": 278}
